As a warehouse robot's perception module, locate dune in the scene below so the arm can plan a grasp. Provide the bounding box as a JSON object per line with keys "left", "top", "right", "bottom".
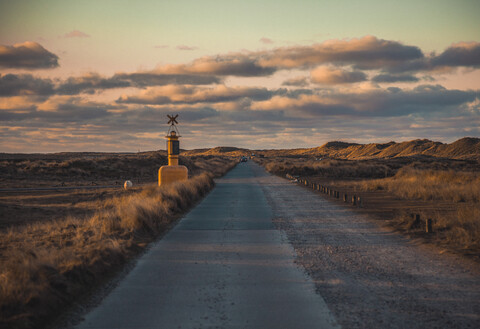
{"left": 253, "top": 137, "right": 480, "bottom": 160}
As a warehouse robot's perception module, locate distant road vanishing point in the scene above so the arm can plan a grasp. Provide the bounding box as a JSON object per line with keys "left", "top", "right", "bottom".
{"left": 75, "top": 162, "right": 480, "bottom": 329}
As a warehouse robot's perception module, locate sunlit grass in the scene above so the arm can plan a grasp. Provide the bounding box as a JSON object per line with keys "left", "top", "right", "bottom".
{"left": 359, "top": 168, "right": 480, "bottom": 202}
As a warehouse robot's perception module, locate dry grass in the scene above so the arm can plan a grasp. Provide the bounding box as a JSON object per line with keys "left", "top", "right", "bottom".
{"left": 0, "top": 152, "right": 233, "bottom": 188}
{"left": 358, "top": 168, "right": 480, "bottom": 203}
{"left": 259, "top": 157, "right": 395, "bottom": 179}
{"left": 436, "top": 206, "right": 480, "bottom": 251}
{"left": 359, "top": 168, "right": 480, "bottom": 254}
{"left": 393, "top": 205, "right": 480, "bottom": 253}
{"left": 0, "top": 156, "right": 236, "bottom": 329}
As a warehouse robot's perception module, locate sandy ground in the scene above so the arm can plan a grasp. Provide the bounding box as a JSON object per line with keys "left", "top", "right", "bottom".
{"left": 252, "top": 163, "right": 480, "bottom": 329}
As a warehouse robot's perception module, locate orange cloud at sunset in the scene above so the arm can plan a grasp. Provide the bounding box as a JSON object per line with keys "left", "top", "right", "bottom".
{"left": 0, "top": 41, "right": 58, "bottom": 69}
{"left": 310, "top": 66, "right": 367, "bottom": 84}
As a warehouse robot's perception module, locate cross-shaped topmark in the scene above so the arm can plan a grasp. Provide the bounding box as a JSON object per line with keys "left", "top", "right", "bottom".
{"left": 167, "top": 114, "right": 178, "bottom": 125}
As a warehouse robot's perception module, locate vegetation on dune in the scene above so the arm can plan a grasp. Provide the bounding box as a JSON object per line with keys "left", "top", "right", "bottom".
{"left": 0, "top": 156, "right": 237, "bottom": 329}
{"left": 393, "top": 205, "right": 480, "bottom": 252}
{"left": 262, "top": 158, "right": 395, "bottom": 179}
{"left": 255, "top": 137, "right": 480, "bottom": 160}
{"left": 0, "top": 152, "right": 230, "bottom": 187}
{"left": 359, "top": 168, "right": 480, "bottom": 203}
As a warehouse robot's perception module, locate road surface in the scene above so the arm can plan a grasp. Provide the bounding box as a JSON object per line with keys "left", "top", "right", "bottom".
{"left": 75, "top": 162, "right": 339, "bottom": 329}
{"left": 75, "top": 161, "right": 480, "bottom": 329}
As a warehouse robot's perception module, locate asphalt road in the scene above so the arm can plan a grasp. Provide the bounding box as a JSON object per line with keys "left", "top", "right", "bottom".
{"left": 75, "top": 162, "right": 339, "bottom": 329}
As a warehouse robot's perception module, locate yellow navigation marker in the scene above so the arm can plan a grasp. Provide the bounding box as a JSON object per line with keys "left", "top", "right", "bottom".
{"left": 158, "top": 114, "right": 188, "bottom": 185}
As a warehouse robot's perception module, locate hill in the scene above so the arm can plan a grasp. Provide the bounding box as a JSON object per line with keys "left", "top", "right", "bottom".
{"left": 182, "top": 146, "right": 250, "bottom": 157}
{"left": 256, "top": 137, "right": 480, "bottom": 160}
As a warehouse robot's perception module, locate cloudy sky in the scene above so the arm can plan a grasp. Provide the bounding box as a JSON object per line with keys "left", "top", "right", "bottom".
{"left": 0, "top": 0, "right": 479, "bottom": 152}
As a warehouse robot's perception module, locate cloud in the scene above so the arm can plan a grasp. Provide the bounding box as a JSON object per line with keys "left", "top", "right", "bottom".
{"left": 0, "top": 74, "right": 54, "bottom": 96}
{"left": 63, "top": 30, "right": 90, "bottom": 38}
{"left": 310, "top": 66, "right": 367, "bottom": 84}
{"left": 2, "top": 36, "right": 479, "bottom": 152}
{"left": 372, "top": 74, "right": 419, "bottom": 83}
{"left": 128, "top": 106, "right": 220, "bottom": 125}
{"left": 1, "top": 96, "right": 113, "bottom": 123}
{"left": 252, "top": 84, "right": 478, "bottom": 117}
{"left": 282, "top": 76, "right": 309, "bottom": 87}
{"left": 151, "top": 38, "right": 480, "bottom": 78}
{"left": 2, "top": 84, "right": 478, "bottom": 152}
{"left": 431, "top": 42, "right": 480, "bottom": 68}
{"left": 0, "top": 73, "right": 127, "bottom": 97}
{"left": 177, "top": 45, "right": 198, "bottom": 51}
{"left": 258, "top": 36, "right": 424, "bottom": 70}
{"left": 113, "top": 72, "right": 220, "bottom": 87}
{"left": 260, "top": 37, "right": 274, "bottom": 44}
{"left": 0, "top": 41, "right": 59, "bottom": 69}
{"left": 156, "top": 55, "right": 275, "bottom": 77}
{"left": 56, "top": 73, "right": 131, "bottom": 95}
{"left": 153, "top": 36, "right": 423, "bottom": 77}
{"left": 116, "top": 85, "right": 274, "bottom": 105}
{"left": 154, "top": 45, "right": 169, "bottom": 49}
{"left": 0, "top": 71, "right": 220, "bottom": 98}
{"left": 386, "top": 42, "right": 480, "bottom": 73}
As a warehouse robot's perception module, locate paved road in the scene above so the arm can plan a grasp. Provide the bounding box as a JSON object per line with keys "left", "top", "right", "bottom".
{"left": 76, "top": 162, "right": 339, "bottom": 329}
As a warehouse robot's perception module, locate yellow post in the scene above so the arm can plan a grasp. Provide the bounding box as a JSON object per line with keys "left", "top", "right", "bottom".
{"left": 167, "top": 131, "right": 179, "bottom": 166}
{"left": 158, "top": 115, "right": 188, "bottom": 186}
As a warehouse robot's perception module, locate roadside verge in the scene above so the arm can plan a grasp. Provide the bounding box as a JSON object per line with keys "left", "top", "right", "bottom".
{"left": 0, "top": 159, "right": 237, "bottom": 329}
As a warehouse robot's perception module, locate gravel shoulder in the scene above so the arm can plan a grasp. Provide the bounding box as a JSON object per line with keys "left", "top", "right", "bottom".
{"left": 252, "top": 163, "right": 480, "bottom": 329}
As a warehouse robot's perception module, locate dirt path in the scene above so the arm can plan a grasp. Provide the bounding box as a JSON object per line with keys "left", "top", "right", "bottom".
{"left": 253, "top": 163, "right": 480, "bottom": 329}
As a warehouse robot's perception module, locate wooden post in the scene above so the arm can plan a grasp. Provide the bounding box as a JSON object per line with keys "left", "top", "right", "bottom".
{"left": 352, "top": 195, "right": 356, "bottom": 206}
{"left": 426, "top": 218, "right": 433, "bottom": 233}
{"left": 413, "top": 214, "right": 421, "bottom": 228}
{"left": 343, "top": 193, "right": 347, "bottom": 202}
{"left": 357, "top": 196, "right": 362, "bottom": 207}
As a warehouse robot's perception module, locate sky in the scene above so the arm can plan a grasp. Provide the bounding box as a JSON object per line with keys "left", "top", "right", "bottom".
{"left": 0, "top": 0, "right": 479, "bottom": 152}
